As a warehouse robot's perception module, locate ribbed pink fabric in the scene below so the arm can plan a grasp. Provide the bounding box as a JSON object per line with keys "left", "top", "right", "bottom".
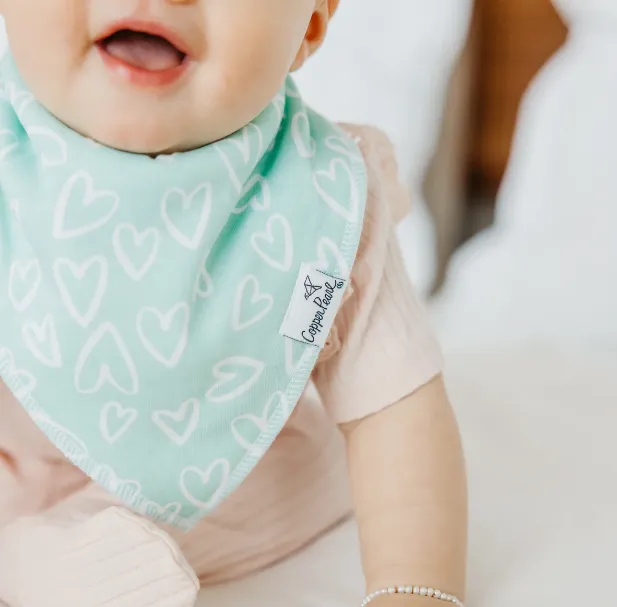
{"left": 0, "top": 126, "right": 443, "bottom": 602}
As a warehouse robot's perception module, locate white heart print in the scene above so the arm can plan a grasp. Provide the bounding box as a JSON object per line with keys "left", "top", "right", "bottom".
{"left": 270, "top": 93, "right": 286, "bottom": 121}
{"left": 22, "top": 315, "right": 62, "bottom": 368}
{"left": 313, "top": 158, "right": 359, "bottom": 223}
{"left": 230, "top": 124, "right": 263, "bottom": 163}
{"left": 193, "top": 262, "right": 214, "bottom": 301}
{"left": 53, "top": 171, "right": 120, "bottom": 240}
{"left": 137, "top": 302, "right": 190, "bottom": 368}
{"left": 231, "top": 391, "right": 288, "bottom": 456}
{"left": 216, "top": 124, "right": 264, "bottom": 193}
{"left": 161, "top": 183, "right": 212, "bottom": 250}
{"left": 8, "top": 260, "right": 42, "bottom": 312}
{"left": 152, "top": 398, "right": 200, "bottom": 446}
{"left": 0, "top": 129, "right": 19, "bottom": 162}
{"left": 325, "top": 135, "right": 363, "bottom": 162}
{"left": 74, "top": 322, "right": 139, "bottom": 395}
{"left": 52, "top": 256, "right": 108, "bottom": 328}
{"left": 232, "top": 275, "right": 274, "bottom": 332}
{"left": 206, "top": 356, "right": 265, "bottom": 403}
{"left": 292, "top": 111, "right": 316, "bottom": 158}
{"left": 180, "top": 459, "right": 230, "bottom": 510}
{"left": 27, "top": 126, "right": 68, "bottom": 168}
{"left": 0, "top": 82, "right": 34, "bottom": 119}
{"left": 100, "top": 402, "right": 138, "bottom": 444}
{"left": 250, "top": 214, "right": 294, "bottom": 272}
{"left": 113, "top": 224, "right": 160, "bottom": 281}
{"left": 233, "top": 175, "right": 271, "bottom": 214}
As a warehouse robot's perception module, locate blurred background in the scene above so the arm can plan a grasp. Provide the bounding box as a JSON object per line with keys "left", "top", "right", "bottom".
{"left": 2, "top": 2, "right": 616, "bottom": 606}
{"left": 296, "top": 1, "right": 616, "bottom": 606}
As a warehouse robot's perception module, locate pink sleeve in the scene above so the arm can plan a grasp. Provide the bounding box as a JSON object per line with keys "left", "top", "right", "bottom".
{"left": 312, "top": 126, "right": 443, "bottom": 424}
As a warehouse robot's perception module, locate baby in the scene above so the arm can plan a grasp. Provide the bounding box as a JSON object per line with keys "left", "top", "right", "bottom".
{"left": 0, "top": 1, "right": 467, "bottom": 606}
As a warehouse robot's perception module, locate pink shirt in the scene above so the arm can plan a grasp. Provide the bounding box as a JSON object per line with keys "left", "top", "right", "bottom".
{"left": 0, "top": 125, "right": 443, "bottom": 584}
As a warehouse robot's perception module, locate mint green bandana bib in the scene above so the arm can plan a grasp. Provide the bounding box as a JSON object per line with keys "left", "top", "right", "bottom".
{"left": 0, "top": 52, "right": 367, "bottom": 529}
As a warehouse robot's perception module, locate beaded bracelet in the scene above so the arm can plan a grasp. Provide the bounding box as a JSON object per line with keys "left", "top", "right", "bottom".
{"left": 361, "top": 585, "right": 464, "bottom": 607}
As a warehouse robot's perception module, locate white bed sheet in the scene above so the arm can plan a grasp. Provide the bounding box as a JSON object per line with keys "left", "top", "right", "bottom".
{"left": 197, "top": 344, "right": 617, "bottom": 607}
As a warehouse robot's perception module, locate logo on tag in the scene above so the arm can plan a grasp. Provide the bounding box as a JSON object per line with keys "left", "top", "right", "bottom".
{"left": 303, "top": 275, "right": 322, "bottom": 300}
{"left": 280, "top": 263, "right": 347, "bottom": 349}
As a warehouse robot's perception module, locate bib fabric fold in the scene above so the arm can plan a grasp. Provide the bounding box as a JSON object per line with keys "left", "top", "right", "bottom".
{"left": 0, "top": 52, "right": 367, "bottom": 529}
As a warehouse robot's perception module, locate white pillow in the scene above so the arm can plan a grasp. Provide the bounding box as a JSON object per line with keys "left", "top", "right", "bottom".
{"left": 432, "top": 5, "right": 617, "bottom": 349}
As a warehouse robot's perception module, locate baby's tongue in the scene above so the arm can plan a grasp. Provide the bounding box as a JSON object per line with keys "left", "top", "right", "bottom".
{"left": 104, "top": 31, "right": 184, "bottom": 71}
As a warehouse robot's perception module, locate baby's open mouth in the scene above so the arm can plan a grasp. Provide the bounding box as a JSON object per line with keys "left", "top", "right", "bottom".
{"left": 99, "top": 30, "right": 187, "bottom": 72}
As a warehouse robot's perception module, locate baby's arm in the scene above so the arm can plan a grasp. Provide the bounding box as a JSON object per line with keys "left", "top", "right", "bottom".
{"left": 342, "top": 376, "right": 467, "bottom": 605}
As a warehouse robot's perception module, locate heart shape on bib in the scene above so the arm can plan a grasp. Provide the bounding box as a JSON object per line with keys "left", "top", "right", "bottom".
{"left": 292, "top": 111, "right": 316, "bottom": 158}
{"left": 27, "top": 125, "right": 68, "bottom": 168}
{"left": 137, "top": 302, "right": 190, "bottom": 369}
{"left": 152, "top": 398, "right": 200, "bottom": 446}
{"left": 53, "top": 171, "right": 120, "bottom": 240}
{"left": 206, "top": 356, "right": 265, "bottom": 403}
{"left": 231, "top": 391, "right": 288, "bottom": 456}
{"left": 100, "top": 401, "right": 138, "bottom": 444}
{"left": 250, "top": 213, "right": 293, "bottom": 272}
{"left": 161, "top": 183, "right": 211, "bottom": 250}
{"left": 9, "top": 260, "right": 41, "bottom": 313}
{"left": 325, "top": 135, "right": 363, "bottom": 162}
{"left": 232, "top": 275, "right": 274, "bottom": 331}
{"left": 113, "top": 224, "right": 160, "bottom": 281}
{"left": 0, "top": 82, "right": 34, "bottom": 119}
{"left": 22, "top": 315, "right": 62, "bottom": 368}
{"left": 216, "top": 124, "right": 264, "bottom": 193}
{"left": 193, "top": 263, "right": 214, "bottom": 301}
{"left": 313, "top": 158, "right": 359, "bottom": 223}
{"left": 52, "top": 256, "right": 108, "bottom": 328}
{"left": 74, "top": 322, "right": 139, "bottom": 395}
{"left": 180, "top": 459, "right": 230, "bottom": 510}
{"left": 228, "top": 123, "right": 264, "bottom": 165}
{"left": 233, "top": 175, "right": 271, "bottom": 214}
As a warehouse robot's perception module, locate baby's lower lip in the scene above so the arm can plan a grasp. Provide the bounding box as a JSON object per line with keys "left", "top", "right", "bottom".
{"left": 96, "top": 43, "right": 189, "bottom": 88}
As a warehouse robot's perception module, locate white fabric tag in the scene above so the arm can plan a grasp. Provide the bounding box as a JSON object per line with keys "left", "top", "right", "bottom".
{"left": 280, "top": 263, "right": 348, "bottom": 349}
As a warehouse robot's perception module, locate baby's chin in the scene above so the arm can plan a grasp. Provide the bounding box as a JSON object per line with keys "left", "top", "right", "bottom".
{"left": 82, "top": 116, "right": 208, "bottom": 155}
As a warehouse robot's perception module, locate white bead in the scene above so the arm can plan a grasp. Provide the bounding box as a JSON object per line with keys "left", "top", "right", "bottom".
{"left": 359, "top": 586, "right": 463, "bottom": 607}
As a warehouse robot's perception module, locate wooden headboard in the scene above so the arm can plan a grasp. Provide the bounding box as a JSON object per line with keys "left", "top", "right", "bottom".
{"left": 425, "top": 0, "right": 567, "bottom": 288}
